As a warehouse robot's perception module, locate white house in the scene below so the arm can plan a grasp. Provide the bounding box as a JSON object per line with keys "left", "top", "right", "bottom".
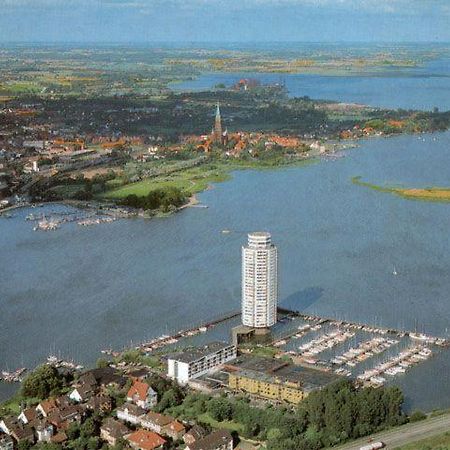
{"left": 69, "top": 385, "right": 94, "bottom": 403}
{"left": 126, "top": 380, "right": 157, "bottom": 410}
{"left": 35, "top": 422, "right": 54, "bottom": 443}
{"left": 116, "top": 403, "right": 145, "bottom": 425}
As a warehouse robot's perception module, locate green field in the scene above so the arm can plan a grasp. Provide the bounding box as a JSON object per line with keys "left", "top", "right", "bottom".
{"left": 395, "top": 431, "right": 450, "bottom": 450}
{"left": 197, "top": 412, "right": 244, "bottom": 433}
{"left": 102, "top": 166, "right": 231, "bottom": 199}
{"left": 352, "top": 176, "right": 450, "bottom": 203}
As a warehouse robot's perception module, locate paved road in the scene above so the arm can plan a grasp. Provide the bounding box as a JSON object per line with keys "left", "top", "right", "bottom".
{"left": 334, "top": 413, "right": 450, "bottom": 450}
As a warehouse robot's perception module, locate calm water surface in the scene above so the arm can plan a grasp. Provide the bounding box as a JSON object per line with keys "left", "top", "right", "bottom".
{"left": 1, "top": 131, "right": 450, "bottom": 410}
{"left": 171, "top": 57, "right": 450, "bottom": 110}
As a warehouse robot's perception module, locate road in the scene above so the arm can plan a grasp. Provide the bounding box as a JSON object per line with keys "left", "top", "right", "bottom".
{"left": 334, "top": 413, "right": 450, "bottom": 450}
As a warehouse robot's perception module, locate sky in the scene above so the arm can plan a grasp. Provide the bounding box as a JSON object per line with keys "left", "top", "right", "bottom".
{"left": 0, "top": 0, "right": 449, "bottom": 43}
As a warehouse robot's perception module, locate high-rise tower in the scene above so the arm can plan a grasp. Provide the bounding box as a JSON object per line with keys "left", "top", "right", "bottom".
{"left": 213, "top": 102, "right": 223, "bottom": 143}
{"left": 242, "top": 232, "right": 278, "bottom": 328}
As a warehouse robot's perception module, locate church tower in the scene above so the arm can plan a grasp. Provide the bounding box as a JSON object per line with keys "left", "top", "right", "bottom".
{"left": 213, "top": 102, "right": 223, "bottom": 143}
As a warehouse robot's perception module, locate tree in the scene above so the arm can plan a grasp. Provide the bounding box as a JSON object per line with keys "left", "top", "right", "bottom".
{"left": 80, "top": 417, "right": 100, "bottom": 439}
{"left": 36, "top": 443, "right": 62, "bottom": 450}
{"left": 156, "top": 388, "right": 185, "bottom": 412}
{"left": 96, "top": 358, "right": 109, "bottom": 369}
{"left": 207, "top": 398, "right": 233, "bottom": 422}
{"left": 66, "top": 422, "right": 81, "bottom": 441}
{"left": 17, "top": 441, "right": 32, "bottom": 450}
{"left": 21, "top": 365, "right": 63, "bottom": 399}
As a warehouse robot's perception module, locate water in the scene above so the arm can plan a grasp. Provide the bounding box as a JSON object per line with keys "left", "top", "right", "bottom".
{"left": 171, "top": 57, "right": 450, "bottom": 111}
{"left": 2, "top": 131, "right": 450, "bottom": 409}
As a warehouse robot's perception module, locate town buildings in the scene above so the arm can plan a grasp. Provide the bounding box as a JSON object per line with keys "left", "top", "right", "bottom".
{"left": 126, "top": 380, "right": 158, "bottom": 410}
{"left": 226, "top": 356, "right": 341, "bottom": 404}
{"left": 186, "top": 429, "right": 233, "bottom": 450}
{"left": 228, "top": 369, "right": 306, "bottom": 404}
{"left": 116, "top": 403, "right": 146, "bottom": 425}
{"left": 242, "top": 232, "right": 278, "bottom": 329}
{"left": 100, "top": 418, "right": 130, "bottom": 446}
{"left": 167, "top": 342, "right": 237, "bottom": 384}
{"left": 126, "top": 429, "right": 167, "bottom": 450}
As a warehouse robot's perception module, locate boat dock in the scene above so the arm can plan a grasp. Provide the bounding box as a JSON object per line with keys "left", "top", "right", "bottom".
{"left": 358, "top": 345, "right": 433, "bottom": 387}
{"left": 277, "top": 307, "right": 449, "bottom": 346}
{"left": 0, "top": 368, "right": 27, "bottom": 383}
{"left": 102, "top": 310, "right": 242, "bottom": 356}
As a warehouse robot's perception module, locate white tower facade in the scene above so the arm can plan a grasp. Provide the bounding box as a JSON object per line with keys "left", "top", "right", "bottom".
{"left": 242, "top": 232, "right": 278, "bottom": 328}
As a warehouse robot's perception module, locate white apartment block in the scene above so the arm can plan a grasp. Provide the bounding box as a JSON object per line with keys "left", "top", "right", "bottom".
{"left": 242, "top": 232, "right": 278, "bottom": 328}
{"left": 167, "top": 342, "right": 237, "bottom": 384}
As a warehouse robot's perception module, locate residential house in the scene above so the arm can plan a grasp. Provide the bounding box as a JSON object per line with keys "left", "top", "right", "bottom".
{"left": 0, "top": 433, "right": 14, "bottom": 450}
{"left": 86, "top": 395, "right": 113, "bottom": 414}
{"left": 127, "top": 368, "right": 152, "bottom": 380}
{"left": 161, "top": 420, "right": 185, "bottom": 441}
{"left": 116, "top": 403, "right": 145, "bottom": 425}
{"left": 8, "top": 424, "right": 35, "bottom": 445}
{"left": 35, "top": 421, "right": 54, "bottom": 443}
{"left": 47, "top": 405, "right": 84, "bottom": 430}
{"left": 0, "top": 418, "right": 35, "bottom": 444}
{"left": 69, "top": 384, "right": 95, "bottom": 403}
{"left": 126, "top": 381, "right": 157, "bottom": 410}
{"left": 80, "top": 368, "right": 127, "bottom": 391}
{"left": 0, "top": 419, "right": 16, "bottom": 435}
{"left": 140, "top": 412, "right": 172, "bottom": 434}
{"left": 183, "top": 425, "right": 207, "bottom": 446}
{"left": 36, "top": 399, "right": 58, "bottom": 418}
{"left": 126, "top": 429, "right": 166, "bottom": 450}
{"left": 76, "top": 372, "right": 97, "bottom": 390}
{"left": 186, "top": 429, "right": 234, "bottom": 450}
{"left": 100, "top": 418, "right": 130, "bottom": 446}
{"left": 18, "top": 408, "right": 37, "bottom": 425}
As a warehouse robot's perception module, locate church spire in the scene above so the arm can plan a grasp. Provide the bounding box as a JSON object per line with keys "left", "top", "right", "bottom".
{"left": 215, "top": 102, "right": 221, "bottom": 120}
{"left": 213, "top": 102, "right": 223, "bottom": 143}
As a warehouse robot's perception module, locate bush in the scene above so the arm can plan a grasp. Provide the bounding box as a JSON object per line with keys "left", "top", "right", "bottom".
{"left": 409, "top": 410, "right": 427, "bottom": 422}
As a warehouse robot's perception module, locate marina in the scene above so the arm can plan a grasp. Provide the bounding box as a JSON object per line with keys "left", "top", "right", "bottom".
{"left": 331, "top": 337, "right": 398, "bottom": 367}
{"left": 358, "top": 346, "right": 434, "bottom": 387}
{"left": 297, "top": 329, "right": 356, "bottom": 357}
{"left": 24, "top": 207, "right": 119, "bottom": 231}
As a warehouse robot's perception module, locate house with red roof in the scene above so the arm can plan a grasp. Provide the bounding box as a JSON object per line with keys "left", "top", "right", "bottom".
{"left": 126, "top": 380, "right": 157, "bottom": 410}
{"left": 126, "top": 429, "right": 166, "bottom": 450}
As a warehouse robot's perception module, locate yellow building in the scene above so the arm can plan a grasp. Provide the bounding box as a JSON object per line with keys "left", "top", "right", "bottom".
{"left": 228, "top": 369, "right": 307, "bottom": 404}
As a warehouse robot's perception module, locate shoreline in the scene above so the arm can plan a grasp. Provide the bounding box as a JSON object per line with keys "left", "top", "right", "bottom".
{"left": 1, "top": 130, "right": 445, "bottom": 219}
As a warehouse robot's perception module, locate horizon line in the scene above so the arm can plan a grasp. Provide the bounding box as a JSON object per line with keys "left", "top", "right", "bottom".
{"left": 1, "top": 40, "right": 450, "bottom": 46}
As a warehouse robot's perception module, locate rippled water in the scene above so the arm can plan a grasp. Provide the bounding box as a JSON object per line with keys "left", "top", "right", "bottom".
{"left": 1, "top": 131, "right": 450, "bottom": 409}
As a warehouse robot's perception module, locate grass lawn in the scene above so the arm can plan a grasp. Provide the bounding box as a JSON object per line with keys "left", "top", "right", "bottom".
{"left": 102, "top": 166, "right": 231, "bottom": 199}
{"left": 0, "top": 395, "right": 40, "bottom": 416}
{"left": 395, "top": 431, "right": 450, "bottom": 450}
{"left": 197, "top": 412, "right": 244, "bottom": 433}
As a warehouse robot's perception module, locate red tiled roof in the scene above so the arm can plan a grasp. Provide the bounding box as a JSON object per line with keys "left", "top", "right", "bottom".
{"left": 37, "top": 399, "right": 57, "bottom": 415}
{"left": 165, "top": 421, "right": 185, "bottom": 433}
{"left": 127, "top": 429, "right": 166, "bottom": 450}
{"left": 143, "top": 411, "right": 173, "bottom": 427}
{"left": 127, "top": 381, "right": 149, "bottom": 402}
